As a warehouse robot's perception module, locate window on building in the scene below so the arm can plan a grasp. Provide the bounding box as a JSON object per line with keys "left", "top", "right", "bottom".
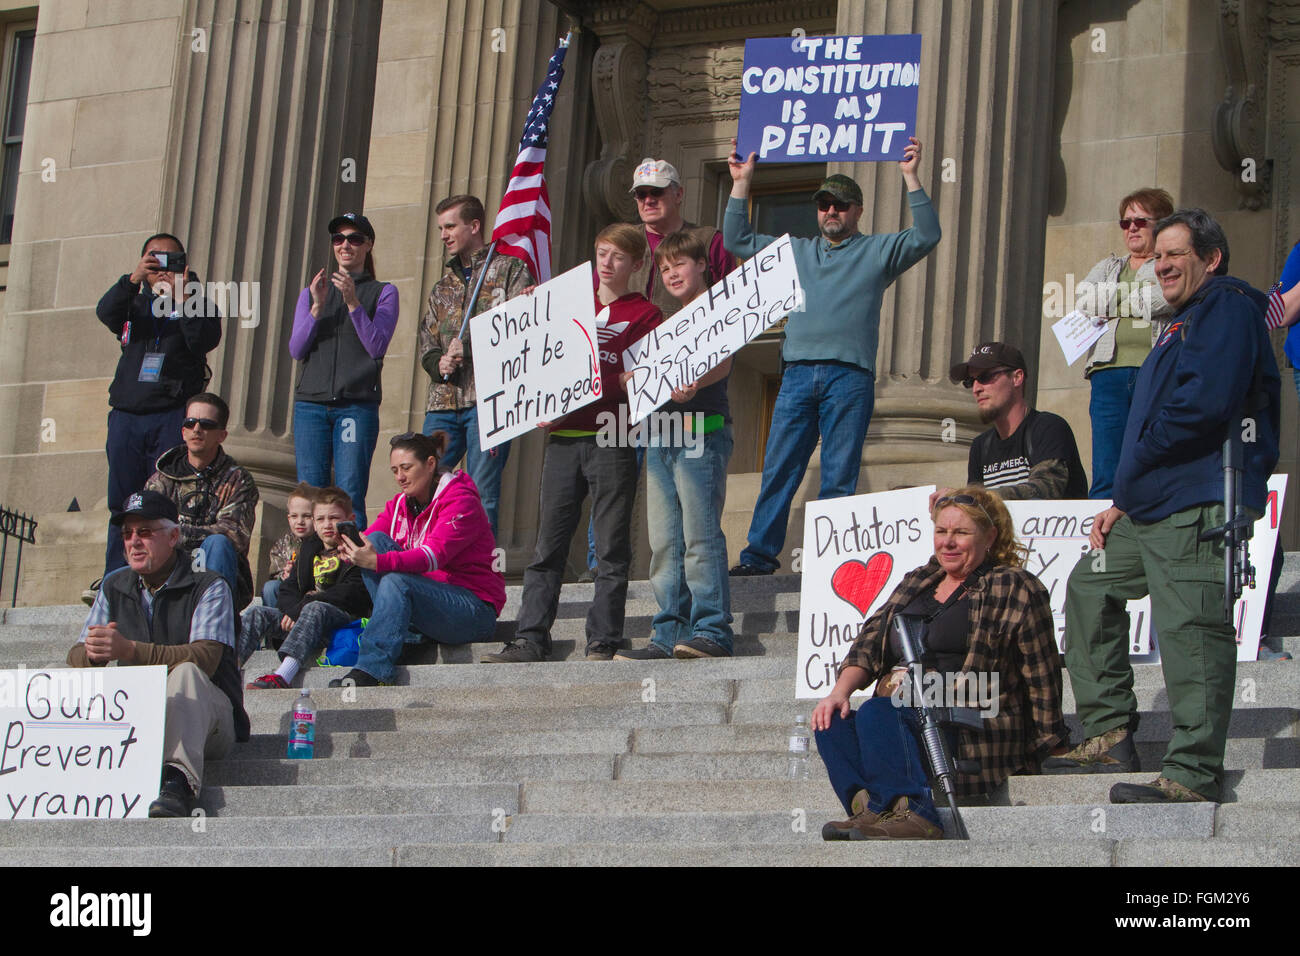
{"left": 0, "top": 26, "right": 35, "bottom": 247}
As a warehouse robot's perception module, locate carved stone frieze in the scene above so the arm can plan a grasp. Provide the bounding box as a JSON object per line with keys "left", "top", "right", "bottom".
{"left": 654, "top": 0, "right": 837, "bottom": 45}
{"left": 647, "top": 43, "right": 745, "bottom": 115}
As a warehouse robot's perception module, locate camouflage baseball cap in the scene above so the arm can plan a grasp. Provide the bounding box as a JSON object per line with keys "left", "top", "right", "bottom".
{"left": 812, "top": 174, "right": 863, "bottom": 206}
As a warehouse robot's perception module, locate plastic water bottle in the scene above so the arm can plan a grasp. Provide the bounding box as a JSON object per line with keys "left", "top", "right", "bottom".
{"left": 287, "top": 689, "right": 316, "bottom": 759}
{"left": 786, "top": 714, "right": 811, "bottom": 780}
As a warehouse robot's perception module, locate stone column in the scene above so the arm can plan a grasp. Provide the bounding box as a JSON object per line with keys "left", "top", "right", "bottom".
{"left": 164, "top": 0, "right": 381, "bottom": 497}
{"left": 836, "top": 0, "right": 1062, "bottom": 490}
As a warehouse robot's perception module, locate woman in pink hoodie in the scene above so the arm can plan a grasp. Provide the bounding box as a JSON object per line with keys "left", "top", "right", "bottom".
{"left": 333, "top": 431, "right": 505, "bottom": 685}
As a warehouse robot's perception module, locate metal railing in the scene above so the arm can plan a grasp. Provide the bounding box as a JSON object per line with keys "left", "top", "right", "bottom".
{"left": 0, "top": 506, "right": 37, "bottom": 608}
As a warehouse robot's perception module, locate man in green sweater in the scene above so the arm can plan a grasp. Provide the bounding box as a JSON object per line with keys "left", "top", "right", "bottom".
{"left": 725, "top": 136, "right": 941, "bottom": 575}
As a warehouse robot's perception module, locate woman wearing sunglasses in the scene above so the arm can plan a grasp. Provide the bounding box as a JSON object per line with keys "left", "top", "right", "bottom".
{"left": 1078, "top": 188, "right": 1174, "bottom": 499}
{"left": 289, "top": 212, "right": 399, "bottom": 526}
{"left": 810, "top": 486, "right": 1067, "bottom": 840}
{"left": 330, "top": 431, "right": 505, "bottom": 687}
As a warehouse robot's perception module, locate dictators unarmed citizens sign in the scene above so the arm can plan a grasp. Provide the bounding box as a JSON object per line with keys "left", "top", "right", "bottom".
{"left": 737, "top": 34, "right": 922, "bottom": 163}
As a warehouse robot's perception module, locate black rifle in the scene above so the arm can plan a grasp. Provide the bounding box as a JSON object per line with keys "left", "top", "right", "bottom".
{"left": 1198, "top": 430, "right": 1255, "bottom": 624}
{"left": 891, "top": 614, "right": 980, "bottom": 840}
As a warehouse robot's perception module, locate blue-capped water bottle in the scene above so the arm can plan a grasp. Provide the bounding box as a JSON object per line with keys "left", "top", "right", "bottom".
{"left": 287, "top": 689, "right": 316, "bottom": 759}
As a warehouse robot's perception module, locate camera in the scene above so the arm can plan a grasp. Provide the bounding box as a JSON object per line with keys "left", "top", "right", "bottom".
{"left": 152, "top": 250, "right": 187, "bottom": 273}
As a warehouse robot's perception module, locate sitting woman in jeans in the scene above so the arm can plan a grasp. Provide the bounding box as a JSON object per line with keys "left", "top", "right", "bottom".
{"left": 331, "top": 431, "right": 505, "bottom": 686}
{"left": 811, "top": 486, "right": 1068, "bottom": 840}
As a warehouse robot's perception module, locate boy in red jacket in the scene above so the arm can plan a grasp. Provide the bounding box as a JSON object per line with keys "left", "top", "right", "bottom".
{"left": 483, "top": 224, "right": 662, "bottom": 662}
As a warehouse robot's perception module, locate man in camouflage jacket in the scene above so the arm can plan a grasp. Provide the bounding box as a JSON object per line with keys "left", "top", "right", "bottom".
{"left": 145, "top": 393, "right": 259, "bottom": 611}
{"left": 419, "top": 194, "right": 534, "bottom": 535}
{"left": 838, "top": 557, "right": 1069, "bottom": 796}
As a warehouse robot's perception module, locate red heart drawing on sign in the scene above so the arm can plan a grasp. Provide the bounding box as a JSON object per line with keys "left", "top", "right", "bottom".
{"left": 830, "top": 553, "right": 894, "bottom": 617}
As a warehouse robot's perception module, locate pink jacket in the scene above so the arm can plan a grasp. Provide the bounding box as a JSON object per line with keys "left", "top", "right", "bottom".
{"left": 365, "top": 472, "right": 506, "bottom": 614}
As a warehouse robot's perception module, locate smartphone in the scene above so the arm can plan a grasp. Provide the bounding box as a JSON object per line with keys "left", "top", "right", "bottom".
{"left": 336, "top": 522, "right": 366, "bottom": 547}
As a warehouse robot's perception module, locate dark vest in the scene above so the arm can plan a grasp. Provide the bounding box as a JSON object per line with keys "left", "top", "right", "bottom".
{"left": 294, "top": 274, "right": 388, "bottom": 404}
{"left": 628, "top": 223, "right": 719, "bottom": 317}
{"left": 103, "top": 555, "right": 250, "bottom": 742}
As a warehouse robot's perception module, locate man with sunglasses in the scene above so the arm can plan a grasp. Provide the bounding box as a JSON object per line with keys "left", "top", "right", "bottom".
{"left": 725, "top": 136, "right": 941, "bottom": 576}
{"left": 70, "top": 489, "right": 249, "bottom": 817}
{"left": 942, "top": 342, "right": 1087, "bottom": 502}
{"left": 144, "top": 393, "right": 259, "bottom": 611}
{"left": 1049, "top": 209, "right": 1280, "bottom": 805}
{"left": 625, "top": 158, "right": 734, "bottom": 315}
{"left": 89, "top": 233, "right": 222, "bottom": 604}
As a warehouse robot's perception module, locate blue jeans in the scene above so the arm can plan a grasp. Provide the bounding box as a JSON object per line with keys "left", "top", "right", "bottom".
{"left": 293, "top": 400, "right": 380, "bottom": 526}
{"left": 740, "top": 362, "right": 875, "bottom": 571}
{"left": 262, "top": 578, "right": 282, "bottom": 609}
{"left": 423, "top": 407, "right": 509, "bottom": 538}
{"left": 104, "top": 406, "right": 186, "bottom": 575}
{"left": 353, "top": 532, "right": 497, "bottom": 682}
{"left": 814, "top": 698, "right": 942, "bottom": 829}
{"left": 1087, "top": 366, "right": 1139, "bottom": 499}
{"left": 197, "top": 534, "right": 241, "bottom": 606}
{"left": 646, "top": 427, "right": 734, "bottom": 652}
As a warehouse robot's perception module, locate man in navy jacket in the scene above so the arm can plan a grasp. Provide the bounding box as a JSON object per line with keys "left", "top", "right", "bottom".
{"left": 1050, "top": 209, "right": 1279, "bottom": 804}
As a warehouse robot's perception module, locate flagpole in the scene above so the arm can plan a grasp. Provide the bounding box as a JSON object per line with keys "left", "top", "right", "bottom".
{"left": 446, "top": 30, "right": 571, "bottom": 375}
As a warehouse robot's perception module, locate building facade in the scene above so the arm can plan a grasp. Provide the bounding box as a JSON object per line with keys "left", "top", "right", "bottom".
{"left": 0, "top": 0, "right": 1296, "bottom": 605}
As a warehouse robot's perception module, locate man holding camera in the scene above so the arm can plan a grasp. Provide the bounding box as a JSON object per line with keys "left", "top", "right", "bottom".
{"left": 90, "top": 234, "right": 222, "bottom": 602}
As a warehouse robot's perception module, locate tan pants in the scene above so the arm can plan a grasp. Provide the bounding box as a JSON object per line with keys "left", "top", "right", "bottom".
{"left": 162, "top": 662, "right": 235, "bottom": 795}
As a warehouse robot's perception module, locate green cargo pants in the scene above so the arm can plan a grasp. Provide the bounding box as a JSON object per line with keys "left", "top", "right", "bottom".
{"left": 1063, "top": 504, "right": 1238, "bottom": 801}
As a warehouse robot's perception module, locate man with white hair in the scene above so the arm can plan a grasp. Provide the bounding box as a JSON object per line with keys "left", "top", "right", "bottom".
{"left": 68, "top": 489, "right": 249, "bottom": 818}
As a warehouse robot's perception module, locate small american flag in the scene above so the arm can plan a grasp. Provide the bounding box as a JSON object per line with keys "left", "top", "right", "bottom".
{"left": 491, "top": 36, "right": 569, "bottom": 283}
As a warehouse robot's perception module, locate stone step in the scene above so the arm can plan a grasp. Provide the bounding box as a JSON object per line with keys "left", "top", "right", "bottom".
{"left": 0, "top": 803, "right": 1242, "bottom": 845}
{"left": 10, "top": 838, "right": 1298, "bottom": 867}
{"left": 203, "top": 754, "right": 619, "bottom": 786}
{"left": 198, "top": 783, "right": 521, "bottom": 816}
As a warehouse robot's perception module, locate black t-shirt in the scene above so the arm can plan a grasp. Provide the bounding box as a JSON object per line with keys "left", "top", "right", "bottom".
{"left": 968, "top": 409, "right": 1089, "bottom": 499}
{"left": 887, "top": 589, "right": 972, "bottom": 674}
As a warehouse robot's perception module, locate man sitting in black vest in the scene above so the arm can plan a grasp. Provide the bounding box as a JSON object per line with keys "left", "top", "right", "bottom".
{"left": 68, "top": 490, "right": 250, "bottom": 818}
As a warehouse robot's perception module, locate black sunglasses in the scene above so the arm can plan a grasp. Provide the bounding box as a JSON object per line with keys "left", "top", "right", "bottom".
{"left": 182, "top": 417, "right": 221, "bottom": 431}
{"left": 816, "top": 198, "right": 852, "bottom": 212}
{"left": 1119, "top": 217, "right": 1151, "bottom": 231}
{"left": 331, "top": 232, "right": 368, "bottom": 246}
{"left": 634, "top": 187, "right": 668, "bottom": 201}
{"left": 961, "top": 367, "right": 1013, "bottom": 389}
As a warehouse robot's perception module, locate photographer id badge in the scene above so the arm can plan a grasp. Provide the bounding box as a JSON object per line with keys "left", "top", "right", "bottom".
{"left": 138, "top": 352, "right": 165, "bottom": 382}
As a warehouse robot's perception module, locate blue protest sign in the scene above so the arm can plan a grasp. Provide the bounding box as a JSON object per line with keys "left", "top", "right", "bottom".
{"left": 737, "top": 34, "right": 922, "bottom": 163}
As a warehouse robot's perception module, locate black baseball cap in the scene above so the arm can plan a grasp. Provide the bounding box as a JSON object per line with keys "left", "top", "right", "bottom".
{"left": 949, "top": 342, "right": 1027, "bottom": 384}
{"left": 111, "top": 490, "right": 179, "bottom": 526}
{"left": 327, "top": 212, "right": 375, "bottom": 240}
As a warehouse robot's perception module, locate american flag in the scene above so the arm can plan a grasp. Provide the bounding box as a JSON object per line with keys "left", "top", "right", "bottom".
{"left": 491, "top": 36, "right": 569, "bottom": 283}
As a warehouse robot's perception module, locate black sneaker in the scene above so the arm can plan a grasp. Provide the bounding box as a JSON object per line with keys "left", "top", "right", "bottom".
{"left": 613, "top": 644, "right": 673, "bottom": 661}
{"left": 585, "top": 643, "right": 616, "bottom": 661}
{"left": 327, "top": 668, "right": 383, "bottom": 688}
{"left": 81, "top": 578, "right": 102, "bottom": 607}
{"left": 674, "top": 636, "right": 733, "bottom": 659}
{"left": 148, "top": 766, "right": 196, "bottom": 818}
{"left": 729, "top": 563, "right": 773, "bottom": 577}
{"left": 481, "top": 640, "right": 546, "bottom": 663}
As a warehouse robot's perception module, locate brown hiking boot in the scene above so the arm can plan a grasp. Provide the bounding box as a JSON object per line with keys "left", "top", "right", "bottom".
{"left": 820, "top": 790, "right": 881, "bottom": 841}
{"left": 854, "top": 796, "right": 944, "bottom": 840}
{"left": 1109, "top": 776, "right": 1211, "bottom": 804}
{"left": 1042, "top": 726, "right": 1139, "bottom": 774}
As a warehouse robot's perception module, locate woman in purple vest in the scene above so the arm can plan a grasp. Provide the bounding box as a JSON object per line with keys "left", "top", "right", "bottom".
{"left": 289, "top": 212, "right": 399, "bottom": 526}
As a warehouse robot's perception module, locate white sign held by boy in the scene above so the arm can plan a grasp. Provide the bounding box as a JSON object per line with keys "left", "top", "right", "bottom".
{"left": 473, "top": 261, "right": 602, "bottom": 450}
{"left": 622, "top": 234, "right": 804, "bottom": 422}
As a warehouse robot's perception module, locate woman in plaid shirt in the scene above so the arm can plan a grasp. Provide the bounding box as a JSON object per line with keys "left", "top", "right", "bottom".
{"left": 812, "top": 486, "right": 1068, "bottom": 840}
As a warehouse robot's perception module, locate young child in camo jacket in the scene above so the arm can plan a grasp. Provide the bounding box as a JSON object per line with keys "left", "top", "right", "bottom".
{"left": 263, "top": 481, "right": 317, "bottom": 609}
{"left": 240, "top": 486, "right": 372, "bottom": 679}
